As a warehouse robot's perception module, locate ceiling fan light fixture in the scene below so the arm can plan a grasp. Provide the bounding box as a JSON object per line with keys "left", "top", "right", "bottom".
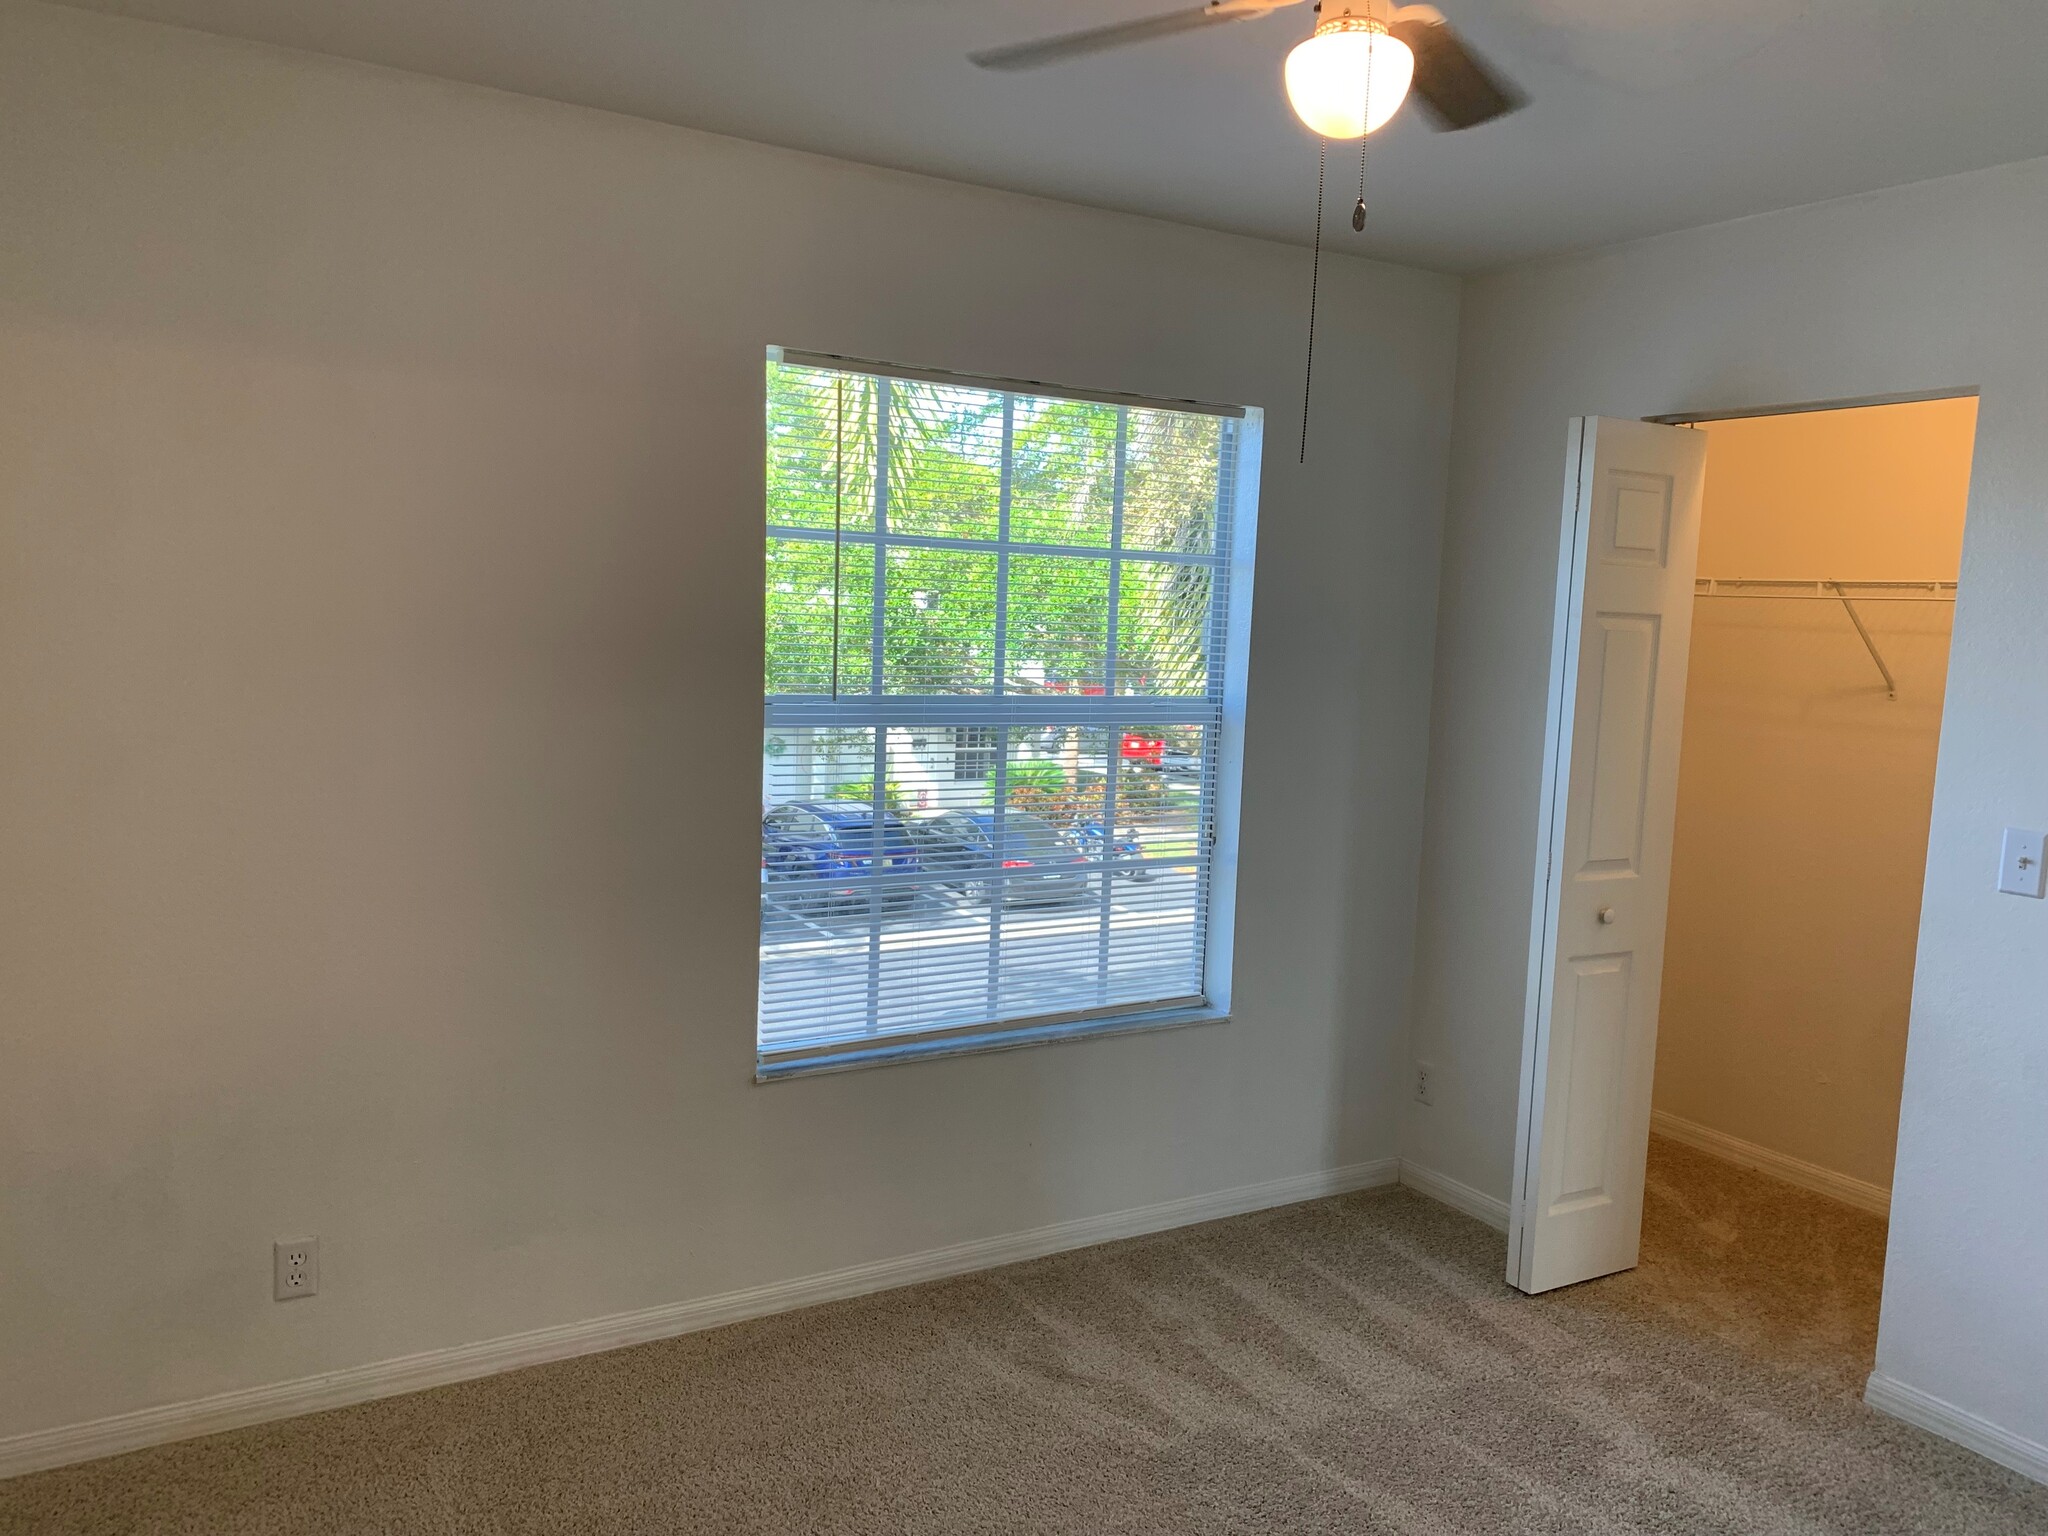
{"left": 1284, "top": 12, "right": 1414, "bottom": 139}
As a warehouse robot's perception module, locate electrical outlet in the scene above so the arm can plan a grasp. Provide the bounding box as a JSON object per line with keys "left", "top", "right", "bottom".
{"left": 274, "top": 1237, "right": 319, "bottom": 1301}
{"left": 1414, "top": 1062, "right": 1435, "bottom": 1106}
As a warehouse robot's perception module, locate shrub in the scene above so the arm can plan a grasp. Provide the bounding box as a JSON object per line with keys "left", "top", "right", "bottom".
{"left": 825, "top": 778, "right": 904, "bottom": 811}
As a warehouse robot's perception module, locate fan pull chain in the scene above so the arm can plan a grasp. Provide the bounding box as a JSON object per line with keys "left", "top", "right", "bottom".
{"left": 1354, "top": 25, "right": 1376, "bottom": 231}
{"left": 1299, "top": 137, "right": 1326, "bottom": 464}
{"left": 1303, "top": 26, "right": 1383, "bottom": 461}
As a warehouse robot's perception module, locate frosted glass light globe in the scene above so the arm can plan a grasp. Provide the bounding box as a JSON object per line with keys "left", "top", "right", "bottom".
{"left": 1284, "top": 18, "right": 1414, "bottom": 139}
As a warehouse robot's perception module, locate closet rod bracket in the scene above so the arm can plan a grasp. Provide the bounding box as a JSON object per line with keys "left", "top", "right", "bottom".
{"left": 1828, "top": 581, "right": 1898, "bottom": 700}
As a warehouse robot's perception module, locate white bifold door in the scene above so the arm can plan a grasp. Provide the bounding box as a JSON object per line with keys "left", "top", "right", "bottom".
{"left": 1509, "top": 416, "right": 1708, "bottom": 1295}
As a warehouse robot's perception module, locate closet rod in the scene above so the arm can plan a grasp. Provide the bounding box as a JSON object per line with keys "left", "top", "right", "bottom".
{"left": 1693, "top": 578, "right": 1957, "bottom": 602}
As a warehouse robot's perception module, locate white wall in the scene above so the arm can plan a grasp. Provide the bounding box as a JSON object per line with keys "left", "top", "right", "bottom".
{"left": 1654, "top": 402, "right": 1974, "bottom": 1193}
{"left": 0, "top": 3, "right": 1460, "bottom": 1443}
{"left": 1407, "top": 158, "right": 2048, "bottom": 1459}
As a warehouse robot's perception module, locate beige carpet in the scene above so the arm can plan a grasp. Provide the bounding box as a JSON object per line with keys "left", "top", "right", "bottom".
{"left": 6, "top": 1136, "right": 2046, "bottom": 1534}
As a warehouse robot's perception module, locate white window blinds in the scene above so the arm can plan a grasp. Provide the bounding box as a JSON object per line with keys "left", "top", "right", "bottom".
{"left": 759, "top": 352, "right": 1254, "bottom": 1072}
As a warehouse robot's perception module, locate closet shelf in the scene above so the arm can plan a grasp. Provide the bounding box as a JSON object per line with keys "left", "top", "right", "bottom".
{"left": 1691, "top": 578, "right": 1959, "bottom": 701}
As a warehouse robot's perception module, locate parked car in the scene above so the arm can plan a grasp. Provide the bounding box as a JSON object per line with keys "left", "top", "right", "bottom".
{"left": 1119, "top": 731, "right": 1165, "bottom": 769}
{"left": 904, "top": 810, "right": 1089, "bottom": 906}
{"left": 762, "top": 800, "right": 919, "bottom": 912}
{"left": 1122, "top": 733, "right": 1200, "bottom": 781}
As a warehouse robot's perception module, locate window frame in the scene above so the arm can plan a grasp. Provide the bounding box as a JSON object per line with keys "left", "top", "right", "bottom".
{"left": 757, "top": 348, "right": 1262, "bottom": 1080}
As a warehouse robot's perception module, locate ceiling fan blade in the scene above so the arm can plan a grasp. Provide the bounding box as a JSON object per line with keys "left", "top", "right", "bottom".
{"left": 970, "top": 6, "right": 1240, "bottom": 72}
{"left": 1388, "top": 16, "right": 1526, "bottom": 130}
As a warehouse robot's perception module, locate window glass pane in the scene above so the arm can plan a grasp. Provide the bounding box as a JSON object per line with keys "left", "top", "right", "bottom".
{"left": 1116, "top": 558, "right": 1213, "bottom": 697}
{"left": 1099, "top": 721, "right": 1206, "bottom": 1006}
{"left": 1114, "top": 723, "right": 1208, "bottom": 864}
{"left": 999, "top": 728, "right": 1108, "bottom": 835}
{"left": 1122, "top": 408, "right": 1219, "bottom": 555}
{"left": 881, "top": 544, "right": 997, "bottom": 694}
{"left": 886, "top": 381, "right": 1004, "bottom": 540}
{"left": 1009, "top": 397, "right": 1119, "bottom": 547}
{"left": 1006, "top": 554, "right": 1109, "bottom": 694}
{"left": 766, "top": 363, "right": 876, "bottom": 533}
{"left": 765, "top": 537, "right": 872, "bottom": 695}
{"left": 762, "top": 728, "right": 877, "bottom": 817}
{"left": 758, "top": 718, "right": 1208, "bottom": 1051}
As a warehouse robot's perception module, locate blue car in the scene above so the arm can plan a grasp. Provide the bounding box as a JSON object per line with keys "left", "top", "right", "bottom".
{"left": 762, "top": 800, "right": 921, "bottom": 912}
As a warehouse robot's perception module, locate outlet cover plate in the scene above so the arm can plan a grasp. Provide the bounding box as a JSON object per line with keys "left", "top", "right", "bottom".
{"left": 274, "top": 1237, "right": 320, "bottom": 1301}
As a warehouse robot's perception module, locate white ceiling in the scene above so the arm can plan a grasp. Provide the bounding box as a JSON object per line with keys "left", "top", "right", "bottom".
{"left": 55, "top": 0, "right": 2048, "bottom": 271}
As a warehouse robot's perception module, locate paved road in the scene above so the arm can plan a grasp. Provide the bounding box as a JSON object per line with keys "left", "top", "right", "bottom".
{"left": 760, "top": 866, "right": 1201, "bottom": 1051}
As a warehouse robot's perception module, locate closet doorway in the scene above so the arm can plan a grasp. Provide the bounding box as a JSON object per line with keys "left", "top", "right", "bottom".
{"left": 1507, "top": 392, "right": 1981, "bottom": 1302}
{"left": 1651, "top": 397, "right": 1978, "bottom": 1220}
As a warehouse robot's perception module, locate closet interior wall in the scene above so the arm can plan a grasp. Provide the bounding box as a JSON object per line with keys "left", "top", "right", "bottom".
{"left": 1653, "top": 398, "right": 1979, "bottom": 1197}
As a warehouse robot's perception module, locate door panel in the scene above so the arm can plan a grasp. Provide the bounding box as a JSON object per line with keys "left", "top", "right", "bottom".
{"left": 1603, "top": 471, "right": 1674, "bottom": 564}
{"left": 1582, "top": 615, "right": 1659, "bottom": 870}
{"left": 1510, "top": 417, "right": 1707, "bottom": 1295}
{"left": 1553, "top": 953, "right": 1629, "bottom": 1209}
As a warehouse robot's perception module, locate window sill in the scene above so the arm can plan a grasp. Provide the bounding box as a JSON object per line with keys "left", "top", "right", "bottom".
{"left": 755, "top": 1005, "right": 1229, "bottom": 1083}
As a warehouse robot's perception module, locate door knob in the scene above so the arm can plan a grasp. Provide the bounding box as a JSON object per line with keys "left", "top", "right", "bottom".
{"left": 1597, "top": 906, "right": 1616, "bottom": 924}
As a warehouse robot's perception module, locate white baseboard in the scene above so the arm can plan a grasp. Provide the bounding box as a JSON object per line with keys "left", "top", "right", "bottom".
{"left": 1866, "top": 1372, "right": 2048, "bottom": 1487}
{"left": 1398, "top": 1160, "right": 1510, "bottom": 1232}
{"left": 1649, "top": 1109, "right": 1891, "bottom": 1217}
{"left": 0, "top": 1157, "right": 1399, "bottom": 1481}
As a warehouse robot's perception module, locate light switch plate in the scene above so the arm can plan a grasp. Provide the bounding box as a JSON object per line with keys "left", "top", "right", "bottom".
{"left": 1998, "top": 828, "right": 2046, "bottom": 899}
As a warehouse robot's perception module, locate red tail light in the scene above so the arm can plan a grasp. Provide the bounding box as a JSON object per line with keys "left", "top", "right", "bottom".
{"left": 1000, "top": 860, "right": 1031, "bottom": 868}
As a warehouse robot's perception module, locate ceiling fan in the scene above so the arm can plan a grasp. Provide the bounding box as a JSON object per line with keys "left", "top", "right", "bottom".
{"left": 974, "top": 1, "right": 1525, "bottom": 461}
{"left": 971, "top": 0, "right": 1525, "bottom": 138}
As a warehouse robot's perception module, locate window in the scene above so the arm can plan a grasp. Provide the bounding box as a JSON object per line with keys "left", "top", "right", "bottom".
{"left": 759, "top": 350, "right": 1258, "bottom": 1075}
{"left": 952, "top": 726, "right": 998, "bottom": 781}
